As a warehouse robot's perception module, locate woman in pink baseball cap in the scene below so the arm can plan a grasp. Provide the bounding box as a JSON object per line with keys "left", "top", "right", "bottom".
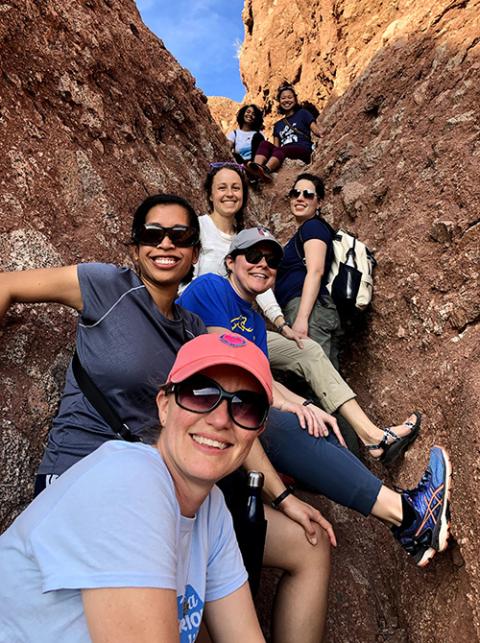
{"left": 0, "top": 333, "right": 275, "bottom": 642}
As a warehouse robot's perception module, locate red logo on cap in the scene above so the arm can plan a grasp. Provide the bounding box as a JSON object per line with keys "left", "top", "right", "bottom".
{"left": 219, "top": 333, "right": 247, "bottom": 347}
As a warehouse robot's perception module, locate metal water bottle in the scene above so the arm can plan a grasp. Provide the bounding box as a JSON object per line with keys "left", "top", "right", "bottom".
{"left": 236, "top": 471, "right": 267, "bottom": 597}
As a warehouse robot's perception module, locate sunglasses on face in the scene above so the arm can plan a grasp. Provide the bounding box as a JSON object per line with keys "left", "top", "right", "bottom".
{"left": 137, "top": 223, "right": 198, "bottom": 248}
{"left": 288, "top": 188, "right": 316, "bottom": 200}
{"left": 209, "top": 161, "right": 245, "bottom": 174}
{"left": 168, "top": 375, "right": 269, "bottom": 430}
{"left": 240, "top": 246, "right": 281, "bottom": 270}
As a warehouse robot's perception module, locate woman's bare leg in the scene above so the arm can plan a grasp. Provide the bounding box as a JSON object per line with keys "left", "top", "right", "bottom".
{"left": 253, "top": 153, "right": 268, "bottom": 165}
{"left": 263, "top": 505, "right": 330, "bottom": 643}
{"left": 370, "top": 485, "right": 403, "bottom": 526}
{"left": 265, "top": 156, "right": 281, "bottom": 172}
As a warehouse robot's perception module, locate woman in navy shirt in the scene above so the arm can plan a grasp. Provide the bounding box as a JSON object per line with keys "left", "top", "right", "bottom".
{"left": 275, "top": 173, "right": 343, "bottom": 368}
{"left": 246, "top": 84, "right": 321, "bottom": 182}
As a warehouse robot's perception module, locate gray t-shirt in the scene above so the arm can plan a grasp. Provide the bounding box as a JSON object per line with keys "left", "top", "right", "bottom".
{"left": 38, "top": 263, "right": 206, "bottom": 476}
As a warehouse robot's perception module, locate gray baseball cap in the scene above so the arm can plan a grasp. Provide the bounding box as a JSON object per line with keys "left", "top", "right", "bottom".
{"left": 228, "top": 226, "right": 283, "bottom": 259}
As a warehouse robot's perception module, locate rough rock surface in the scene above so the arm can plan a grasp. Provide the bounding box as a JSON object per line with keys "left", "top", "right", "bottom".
{"left": 0, "top": 0, "right": 231, "bottom": 526}
{"left": 240, "top": 0, "right": 480, "bottom": 641}
{"left": 208, "top": 95, "right": 240, "bottom": 134}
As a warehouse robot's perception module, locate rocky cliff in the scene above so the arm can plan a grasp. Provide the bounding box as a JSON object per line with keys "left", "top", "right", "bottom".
{"left": 208, "top": 95, "right": 239, "bottom": 134}
{"left": 0, "top": 0, "right": 230, "bottom": 526}
{"left": 240, "top": 0, "right": 480, "bottom": 641}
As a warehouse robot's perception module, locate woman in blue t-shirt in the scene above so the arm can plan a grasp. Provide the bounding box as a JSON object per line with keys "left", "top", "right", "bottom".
{"left": 275, "top": 172, "right": 343, "bottom": 370}
{"left": 246, "top": 84, "right": 321, "bottom": 182}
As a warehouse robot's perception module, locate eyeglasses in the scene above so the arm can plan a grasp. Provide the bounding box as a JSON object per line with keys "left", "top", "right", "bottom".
{"left": 136, "top": 223, "right": 198, "bottom": 248}
{"left": 241, "top": 246, "right": 281, "bottom": 269}
{"left": 209, "top": 161, "right": 245, "bottom": 174}
{"left": 167, "top": 375, "right": 269, "bottom": 430}
{"left": 288, "top": 188, "right": 317, "bottom": 200}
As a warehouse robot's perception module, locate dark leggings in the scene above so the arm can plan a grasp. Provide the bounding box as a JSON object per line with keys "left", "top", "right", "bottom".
{"left": 261, "top": 408, "right": 382, "bottom": 516}
{"left": 255, "top": 140, "right": 312, "bottom": 165}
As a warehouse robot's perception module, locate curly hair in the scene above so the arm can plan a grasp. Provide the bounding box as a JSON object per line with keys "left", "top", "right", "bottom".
{"left": 236, "top": 104, "right": 264, "bottom": 131}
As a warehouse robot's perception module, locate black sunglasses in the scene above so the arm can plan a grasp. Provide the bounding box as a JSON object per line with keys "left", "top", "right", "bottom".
{"left": 240, "top": 247, "right": 282, "bottom": 270}
{"left": 136, "top": 223, "right": 198, "bottom": 248}
{"left": 167, "top": 374, "right": 269, "bottom": 430}
{"left": 288, "top": 188, "right": 316, "bottom": 200}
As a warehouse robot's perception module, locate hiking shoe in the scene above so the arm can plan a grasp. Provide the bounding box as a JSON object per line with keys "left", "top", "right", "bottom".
{"left": 258, "top": 165, "right": 273, "bottom": 183}
{"left": 245, "top": 162, "right": 263, "bottom": 180}
{"left": 392, "top": 445, "right": 452, "bottom": 567}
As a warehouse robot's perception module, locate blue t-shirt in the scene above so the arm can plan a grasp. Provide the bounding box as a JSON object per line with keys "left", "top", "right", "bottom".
{"left": 273, "top": 108, "right": 314, "bottom": 150}
{"left": 0, "top": 441, "right": 247, "bottom": 643}
{"left": 39, "top": 263, "right": 206, "bottom": 476}
{"left": 274, "top": 218, "right": 334, "bottom": 309}
{"left": 178, "top": 274, "right": 268, "bottom": 357}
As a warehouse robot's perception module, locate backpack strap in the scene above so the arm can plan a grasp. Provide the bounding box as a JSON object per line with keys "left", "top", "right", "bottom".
{"left": 72, "top": 350, "right": 142, "bottom": 443}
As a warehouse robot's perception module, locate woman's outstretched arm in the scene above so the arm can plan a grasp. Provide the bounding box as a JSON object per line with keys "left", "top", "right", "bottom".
{"left": 0, "top": 265, "right": 83, "bottom": 322}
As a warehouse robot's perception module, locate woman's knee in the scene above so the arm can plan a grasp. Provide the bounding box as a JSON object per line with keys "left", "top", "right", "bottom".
{"left": 271, "top": 148, "right": 286, "bottom": 163}
{"left": 265, "top": 513, "right": 330, "bottom": 574}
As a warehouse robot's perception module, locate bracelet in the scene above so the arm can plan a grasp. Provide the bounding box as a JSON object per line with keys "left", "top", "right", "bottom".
{"left": 271, "top": 486, "right": 294, "bottom": 509}
{"left": 276, "top": 321, "right": 288, "bottom": 333}
{"left": 302, "top": 399, "right": 315, "bottom": 407}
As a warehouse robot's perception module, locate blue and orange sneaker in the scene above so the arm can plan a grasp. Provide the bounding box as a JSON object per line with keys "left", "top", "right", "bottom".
{"left": 392, "top": 446, "right": 452, "bottom": 567}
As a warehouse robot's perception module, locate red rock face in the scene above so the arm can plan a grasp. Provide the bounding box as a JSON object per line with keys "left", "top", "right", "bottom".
{"left": 0, "top": 0, "right": 231, "bottom": 525}
{"left": 208, "top": 95, "right": 240, "bottom": 134}
{"left": 240, "top": 1, "right": 480, "bottom": 641}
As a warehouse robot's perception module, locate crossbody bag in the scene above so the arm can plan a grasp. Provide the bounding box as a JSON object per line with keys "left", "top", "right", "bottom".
{"left": 72, "top": 350, "right": 142, "bottom": 443}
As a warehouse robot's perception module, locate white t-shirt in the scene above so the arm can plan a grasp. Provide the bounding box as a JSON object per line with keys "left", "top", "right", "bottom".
{"left": 0, "top": 441, "right": 246, "bottom": 643}
{"left": 226, "top": 129, "right": 264, "bottom": 161}
{"left": 194, "top": 214, "right": 283, "bottom": 323}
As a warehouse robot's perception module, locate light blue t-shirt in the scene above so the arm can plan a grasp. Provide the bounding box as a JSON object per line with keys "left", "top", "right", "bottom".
{"left": 0, "top": 441, "right": 247, "bottom": 643}
{"left": 178, "top": 273, "right": 268, "bottom": 356}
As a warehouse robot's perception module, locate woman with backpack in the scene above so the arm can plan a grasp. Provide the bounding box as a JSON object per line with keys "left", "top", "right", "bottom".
{"left": 274, "top": 172, "right": 342, "bottom": 368}
{"left": 273, "top": 172, "right": 422, "bottom": 460}
{"left": 226, "top": 104, "right": 265, "bottom": 164}
{"left": 246, "top": 84, "right": 321, "bottom": 182}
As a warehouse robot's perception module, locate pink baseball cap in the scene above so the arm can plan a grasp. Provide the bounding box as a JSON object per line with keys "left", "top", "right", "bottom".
{"left": 167, "top": 332, "right": 273, "bottom": 403}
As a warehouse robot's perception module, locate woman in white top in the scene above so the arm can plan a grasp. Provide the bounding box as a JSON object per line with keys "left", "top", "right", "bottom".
{"left": 196, "top": 163, "right": 422, "bottom": 465}
{"left": 227, "top": 104, "right": 265, "bottom": 163}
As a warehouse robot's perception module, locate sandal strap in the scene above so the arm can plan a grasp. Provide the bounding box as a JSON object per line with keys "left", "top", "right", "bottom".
{"left": 365, "top": 426, "right": 400, "bottom": 451}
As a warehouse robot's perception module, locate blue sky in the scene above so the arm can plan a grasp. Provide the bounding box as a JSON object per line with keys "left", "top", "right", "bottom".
{"left": 136, "top": 0, "right": 246, "bottom": 101}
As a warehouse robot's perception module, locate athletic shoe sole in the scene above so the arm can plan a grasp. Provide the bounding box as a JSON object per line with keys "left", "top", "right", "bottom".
{"left": 416, "top": 446, "right": 452, "bottom": 568}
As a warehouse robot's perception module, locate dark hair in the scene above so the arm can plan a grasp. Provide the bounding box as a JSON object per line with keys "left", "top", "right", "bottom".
{"left": 293, "top": 172, "right": 325, "bottom": 200}
{"left": 130, "top": 193, "right": 200, "bottom": 286}
{"left": 277, "top": 84, "right": 300, "bottom": 114}
{"left": 236, "top": 104, "right": 264, "bottom": 131}
{"left": 204, "top": 164, "right": 248, "bottom": 231}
